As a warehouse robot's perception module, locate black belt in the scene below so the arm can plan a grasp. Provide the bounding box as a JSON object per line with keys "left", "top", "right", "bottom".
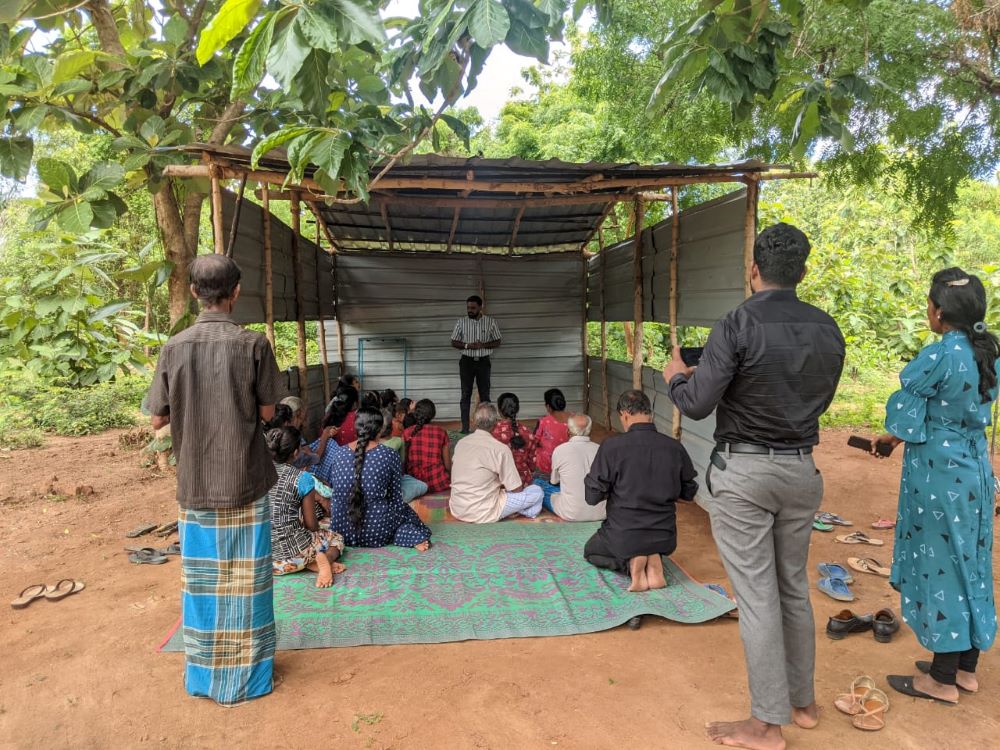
{"left": 715, "top": 441, "right": 812, "bottom": 456}
{"left": 463, "top": 354, "right": 490, "bottom": 362}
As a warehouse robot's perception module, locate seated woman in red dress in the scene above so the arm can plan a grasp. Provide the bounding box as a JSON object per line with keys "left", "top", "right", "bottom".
{"left": 534, "top": 387, "right": 571, "bottom": 478}
{"left": 491, "top": 392, "right": 536, "bottom": 486}
{"left": 326, "top": 385, "right": 359, "bottom": 446}
{"left": 403, "top": 399, "right": 451, "bottom": 492}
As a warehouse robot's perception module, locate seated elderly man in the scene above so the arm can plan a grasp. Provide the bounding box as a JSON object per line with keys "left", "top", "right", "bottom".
{"left": 583, "top": 389, "right": 698, "bottom": 592}
{"left": 450, "top": 403, "right": 544, "bottom": 523}
{"left": 548, "top": 414, "right": 605, "bottom": 521}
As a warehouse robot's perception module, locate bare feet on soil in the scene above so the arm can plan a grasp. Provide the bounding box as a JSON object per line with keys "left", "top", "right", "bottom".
{"left": 792, "top": 703, "right": 819, "bottom": 729}
{"left": 628, "top": 556, "right": 649, "bottom": 592}
{"left": 706, "top": 718, "right": 785, "bottom": 750}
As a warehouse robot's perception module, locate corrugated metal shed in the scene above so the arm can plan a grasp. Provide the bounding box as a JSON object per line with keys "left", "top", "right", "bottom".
{"left": 588, "top": 189, "right": 747, "bottom": 326}
{"left": 328, "top": 252, "right": 585, "bottom": 420}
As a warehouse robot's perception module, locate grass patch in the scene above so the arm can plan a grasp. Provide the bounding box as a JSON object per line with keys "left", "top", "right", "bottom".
{"left": 822, "top": 364, "right": 898, "bottom": 431}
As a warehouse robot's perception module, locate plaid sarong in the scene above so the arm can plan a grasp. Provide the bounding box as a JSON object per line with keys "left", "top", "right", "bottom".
{"left": 178, "top": 496, "right": 275, "bottom": 705}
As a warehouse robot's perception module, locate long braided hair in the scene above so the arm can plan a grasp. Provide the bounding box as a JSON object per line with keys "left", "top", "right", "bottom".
{"left": 347, "top": 408, "right": 384, "bottom": 530}
{"left": 409, "top": 399, "right": 436, "bottom": 437}
{"left": 929, "top": 267, "right": 1000, "bottom": 404}
{"left": 497, "top": 392, "right": 526, "bottom": 449}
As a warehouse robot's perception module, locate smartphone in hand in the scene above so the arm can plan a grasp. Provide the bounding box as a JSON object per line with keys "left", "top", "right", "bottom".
{"left": 680, "top": 347, "right": 704, "bottom": 367}
{"left": 848, "top": 435, "right": 893, "bottom": 457}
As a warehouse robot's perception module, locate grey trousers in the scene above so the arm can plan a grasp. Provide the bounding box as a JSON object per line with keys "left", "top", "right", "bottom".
{"left": 705, "top": 450, "right": 824, "bottom": 725}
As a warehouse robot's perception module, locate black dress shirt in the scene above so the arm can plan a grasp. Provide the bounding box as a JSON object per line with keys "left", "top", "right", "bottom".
{"left": 668, "top": 288, "right": 845, "bottom": 449}
{"left": 584, "top": 422, "right": 698, "bottom": 558}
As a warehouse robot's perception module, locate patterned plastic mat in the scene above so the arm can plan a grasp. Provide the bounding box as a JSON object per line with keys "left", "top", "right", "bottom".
{"left": 159, "top": 521, "right": 734, "bottom": 651}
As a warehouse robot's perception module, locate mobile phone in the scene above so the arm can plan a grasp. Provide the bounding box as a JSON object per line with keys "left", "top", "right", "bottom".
{"left": 848, "top": 435, "right": 893, "bottom": 456}
{"left": 680, "top": 346, "right": 704, "bottom": 367}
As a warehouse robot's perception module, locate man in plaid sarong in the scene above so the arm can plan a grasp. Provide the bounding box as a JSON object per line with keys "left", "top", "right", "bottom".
{"left": 148, "top": 255, "right": 282, "bottom": 705}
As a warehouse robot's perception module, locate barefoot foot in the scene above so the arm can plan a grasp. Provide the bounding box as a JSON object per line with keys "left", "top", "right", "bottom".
{"left": 628, "top": 556, "right": 649, "bottom": 592}
{"left": 415, "top": 540, "right": 431, "bottom": 552}
{"left": 705, "top": 718, "right": 785, "bottom": 750}
{"left": 792, "top": 703, "right": 819, "bottom": 729}
{"left": 913, "top": 672, "right": 960, "bottom": 703}
{"left": 645, "top": 554, "right": 666, "bottom": 590}
{"left": 331, "top": 561, "right": 346, "bottom": 574}
{"left": 315, "top": 570, "right": 333, "bottom": 588}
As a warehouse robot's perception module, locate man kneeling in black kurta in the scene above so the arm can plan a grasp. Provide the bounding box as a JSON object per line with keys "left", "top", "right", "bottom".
{"left": 583, "top": 389, "right": 698, "bottom": 592}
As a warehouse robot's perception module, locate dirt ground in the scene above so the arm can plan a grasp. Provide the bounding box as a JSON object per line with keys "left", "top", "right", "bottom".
{"left": 1, "top": 427, "right": 998, "bottom": 750}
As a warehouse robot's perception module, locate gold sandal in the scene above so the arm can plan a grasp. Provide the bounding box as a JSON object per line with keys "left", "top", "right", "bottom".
{"left": 852, "top": 688, "right": 889, "bottom": 731}
{"left": 835, "top": 675, "right": 876, "bottom": 716}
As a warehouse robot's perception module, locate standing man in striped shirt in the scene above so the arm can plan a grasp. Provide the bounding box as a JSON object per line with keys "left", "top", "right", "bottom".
{"left": 451, "top": 295, "right": 502, "bottom": 434}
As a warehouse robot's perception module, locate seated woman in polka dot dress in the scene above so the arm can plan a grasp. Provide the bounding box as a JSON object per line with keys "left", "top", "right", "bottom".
{"left": 325, "top": 407, "right": 432, "bottom": 551}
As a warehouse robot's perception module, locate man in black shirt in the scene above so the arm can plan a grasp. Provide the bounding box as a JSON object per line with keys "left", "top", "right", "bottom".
{"left": 663, "top": 223, "right": 845, "bottom": 750}
{"left": 583, "top": 389, "right": 697, "bottom": 593}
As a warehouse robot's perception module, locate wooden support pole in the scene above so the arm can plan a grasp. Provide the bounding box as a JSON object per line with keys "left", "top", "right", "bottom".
{"left": 446, "top": 207, "right": 461, "bottom": 253}
{"left": 599, "top": 226, "right": 610, "bottom": 430}
{"left": 261, "top": 185, "right": 275, "bottom": 351}
{"left": 306, "top": 201, "right": 339, "bottom": 253}
{"left": 334, "top": 253, "right": 345, "bottom": 371}
{"left": 315, "top": 221, "right": 331, "bottom": 407}
{"left": 743, "top": 178, "right": 759, "bottom": 298}
{"left": 224, "top": 173, "right": 248, "bottom": 258}
{"left": 670, "top": 187, "right": 682, "bottom": 440}
{"left": 508, "top": 206, "right": 525, "bottom": 254}
{"left": 630, "top": 197, "right": 645, "bottom": 390}
{"left": 379, "top": 201, "right": 394, "bottom": 252}
{"left": 581, "top": 250, "right": 590, "bottom": 415}
{"left": 210, "top": 166, "right": 225, "bottom": 255}
{"left": 290, "top": 193, "right": 309, "bottom": 408}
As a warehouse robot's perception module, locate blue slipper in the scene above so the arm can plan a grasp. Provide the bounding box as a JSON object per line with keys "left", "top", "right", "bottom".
{"left": 817, "top": 563, "right": 854, "bottom": 584}
{"left": 818, "top": 577, "right": 854, "bottom": 602}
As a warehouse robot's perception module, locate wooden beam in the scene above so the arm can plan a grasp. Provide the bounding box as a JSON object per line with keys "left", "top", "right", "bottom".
{"left": 261, "top": 185, "right": 275, "bottom": 351}
{"left": 507, "top": 206, "right": 525, "bottom": 254}
{"left": 224, "top": 173, "right": 248, "bottom": 258}
{"left": 581, "top": 250, "right": 589, "bottom": 416}
{"left": 333, "top": 253, "right": 345, "bottom": 370}
{"left": 379, "top": 201, "right": 394, "bottom": 252}
{"left": 670, "top": 187, "right": 682, "bottom": 441}
{"left": 743, "top": 178, "right": 759, "bottom": 298}
{"left": 315, "top": 221, "right": 331, "bottom": 407}
{"left": 209, "top": 166, "right": 225, "bottom": 255}
{"left": 577, "top": 201, "right": 617, "bottom": 253}
{"left": 446, "top": 207, "right": 461, "bottom": 253}
{"left": 258, "top": 189, "right": 629, "bottom": 208}
{"left": 631, "top": 197, "right": 645, "bottom": 390}
{"left": 306, "top": 200, "right": 339, "bottom": 253}
{"left": 290, "top": 193, "right": 309, "bottom": 409}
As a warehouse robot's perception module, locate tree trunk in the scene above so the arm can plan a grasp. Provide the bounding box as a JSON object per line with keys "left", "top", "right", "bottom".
{"left": 153, "top": 185, "right": 196, "bottom": 326}
{"left": 623, "top": 322, "right": 635, "bottom": 360}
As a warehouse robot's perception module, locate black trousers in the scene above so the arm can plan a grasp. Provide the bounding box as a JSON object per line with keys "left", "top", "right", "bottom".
{"left": 930, "top": 648, "right": 981, "bottom": 685}
{"left": 459, "top": 355, "right": 491, "bottom": 432}
{"left": 583, "top": 531, "right": 677, "bottom": 576}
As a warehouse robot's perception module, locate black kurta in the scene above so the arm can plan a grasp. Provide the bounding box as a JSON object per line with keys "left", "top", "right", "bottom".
{"left": 583, "top": 422, "right": 697, "bottom": 570}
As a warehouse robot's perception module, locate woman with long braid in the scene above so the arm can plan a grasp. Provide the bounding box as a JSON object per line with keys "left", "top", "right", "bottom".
{"left": 403, "top": 399, "right": 451, "bottom": 492}
{"left": 491, "top": 392, "right": 536, "bottom": 485}
{"left": 325, "top": 408, "right": 432, "bottom": 550}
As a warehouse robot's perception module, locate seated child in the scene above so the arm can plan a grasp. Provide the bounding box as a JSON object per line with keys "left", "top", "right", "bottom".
{"left": 403, "top": 399, "right": 451, "bottom": 492}
{"left": 266, "top": 426, "right": 346, "bottom": 588}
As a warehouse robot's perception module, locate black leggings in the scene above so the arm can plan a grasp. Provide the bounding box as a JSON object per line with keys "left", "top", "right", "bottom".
{"left": 930, "top": 648, "right": 981, "bottom": 685}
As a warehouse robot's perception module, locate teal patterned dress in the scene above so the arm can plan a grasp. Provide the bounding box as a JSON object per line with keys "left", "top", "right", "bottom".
{"left": 885, "top": 330, "right": 998, "bottom": 653}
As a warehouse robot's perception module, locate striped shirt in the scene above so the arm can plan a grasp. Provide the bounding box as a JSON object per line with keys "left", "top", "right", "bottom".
{"left": 147, "top": 311, "right": 282, "bottom": 509}
{"left": 451, "top": 314, "right": 502, "bottom": 358}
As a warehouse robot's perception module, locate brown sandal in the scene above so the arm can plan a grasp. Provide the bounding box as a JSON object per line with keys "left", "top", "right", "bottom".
{"left": 852, "top": 688, "right": 889, "bottom": 731}
{"left": 43, "top": 579, "right": 86, "bottom": 601}
{"left": 10, "top": 583, "right": 47, "bottom": 609}
{"left": 835, "top": 675, "right": 876, "bottom": 716}
{"left": 847, "top": 557, "right": 891, "bottom": 577}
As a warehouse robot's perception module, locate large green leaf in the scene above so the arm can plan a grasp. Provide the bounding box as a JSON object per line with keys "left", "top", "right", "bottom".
{"left": 52, "top": 49, "right": 95, "bottom": 84}
{"left": 233, "top": 12, "right": 278, "bottom": 96}
{"left": 295, "top": 49, "right": 331, "bottom": 115}
{"left": 299, "top": 3, "right": 340, "bottom": 54}
{"left": 36, "top": 157, "right": 75, "bottom": 195}
{"left": 331, "top": 0, "right": 385, "bottom": 45}
{"left": 196, "top": 0, "right": 263, "bottom": 65}
{"left": 56, "top": 201, "right": 94, "bottom": 234}
{"left": 81, "top": 162, "right": 125, "bottom": 193}
{"left": 0, "top": 136, "right": 32, "bottom": 180}
{"left": 250, "top": 126, "right": 315, "bottom": 168}
{"left": 469, "top": 0, "right": 509, "bottom": 48}
{"left": 266, "top": 15, "right": 312, "bottom": 89}
{"left": 504, "top": 8, "right": 549, "bottom": 62}
{"left": 163, "top": 15, "right": 189, "bottom": 47}
{"left": 88, "top": 300, "right": 131, "bottom": 324}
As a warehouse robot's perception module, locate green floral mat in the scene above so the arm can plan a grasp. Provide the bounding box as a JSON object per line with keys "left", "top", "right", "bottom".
{"left": 161, "top": 521, "right": 734, "bottom": 651}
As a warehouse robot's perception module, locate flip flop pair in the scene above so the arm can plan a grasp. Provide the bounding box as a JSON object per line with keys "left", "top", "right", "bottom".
{"left": 126, "top": 544, "right": 180, "bottom": 564}
{"left": 871, "top": 518, "right": 896, "bottom": 530}
{"left": 816, "top": 511, "right": 853, "bottom": 527}
{"left": 835, "top": 531, "right": 884, "bottom": 546}
{"left": 813, "top": 519, "right": 833, "bottom": 532}
{"left": 835, "top": 676, "right": 890, "bottom": 730}
{"left": 847, "top": 557, "right": 891, "bottom": 577}
{"left": 10, "top": 579, "right": 86, "bottom": 609}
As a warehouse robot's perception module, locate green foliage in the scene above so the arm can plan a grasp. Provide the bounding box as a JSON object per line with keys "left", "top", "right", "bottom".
{"left": 245, "top": 321, "right": 320, "bottom": 370}
{"left": 0, "top": 372, "right": 149, "bottom": 448}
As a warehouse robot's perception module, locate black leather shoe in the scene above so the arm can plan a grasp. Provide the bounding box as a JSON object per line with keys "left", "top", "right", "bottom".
{"left": 873, "top": 608, "right": 900, "bottom": 643}
{"left": 826, "top": 609, "right": 874, "bottom": 640}
{"left": 626, "top": 616, "right": 643, "bottom": 631}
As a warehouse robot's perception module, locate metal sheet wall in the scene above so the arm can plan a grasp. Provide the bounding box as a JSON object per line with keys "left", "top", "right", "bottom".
{"left": 223, "top": 190, "right": 335, "bottom": 325}
{"left": 327, "top": 252, "right": 585, "bottom": 420}
{"left": 587, "top": 356, "right": 716, "bottom": 508}
{"left": 587, "top": 189, "right": 747, "bottom": 327}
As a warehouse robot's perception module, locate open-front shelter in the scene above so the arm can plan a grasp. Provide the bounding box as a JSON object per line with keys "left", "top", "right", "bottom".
{"left": 163, "top": 145, "right": 812, "bottom": 498}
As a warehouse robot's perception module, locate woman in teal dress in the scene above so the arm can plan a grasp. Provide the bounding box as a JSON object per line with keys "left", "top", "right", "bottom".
{"left": 873, "top": 267, "right": 999, "bottom": 705}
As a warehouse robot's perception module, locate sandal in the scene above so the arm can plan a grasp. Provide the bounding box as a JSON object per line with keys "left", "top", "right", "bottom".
{"left": 128, "top": 547, "right": 169, "bottom": 565}
{"left": 886, "top": 675, "right": 958, "bottom": 705}
{"left": 847, "top": 557, "right": 891, "bottom": 577}
{"left": 818, "top": 576, "right": 855, "bottom": 602}
{"left": 817, "top": 562, "right": 854, "bottom": 583}
{"left": 871, "top": 518, "right": 896, "bottom": 530}
{"left": 43, "top": 579, "right": 86, "bottom": 601}
{"left": 125, "top": 543, "right": 180, "bottom": 556}
{"left": 154, "top": 520, "right": 178, "bottom": 538}
{"left": 835, "top": 531, "right": 884, "bottom": 546}
{"left": 915, "top": 661, "right": 978, "bottom": 694}
{"left": 125, "top": 522, "right": 157, "bottom": 539}
{"left": 812, "top": 519, "right": 833, "bottom": 532}
{"left": 835, "top": 675, "right": 876, "bottom": 716}
{"left": 10, "top": 583, "right": 48, "bottom": 610}
{"left": 816, "top": 511, "right": 853, "bottom": 527}
{"left": 852, "top": 688, "right": 890, "bottom": 731}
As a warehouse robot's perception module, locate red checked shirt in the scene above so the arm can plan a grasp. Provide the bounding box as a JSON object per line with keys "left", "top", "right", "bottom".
{"left": 403, "top": 423, "right": 450, "bottom": 492}
{"left": 491, "top": 419, "right": 536, "bottom": 485}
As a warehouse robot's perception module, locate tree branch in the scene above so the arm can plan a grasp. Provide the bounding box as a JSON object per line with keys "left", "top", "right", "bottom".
{"left": 207, "top": 99, "right": 246, "bottom": 144}
{"left": 955, "top": 53, "right": 1000, "bottom": 97}
{"left": 84, "top": 0, "right": 127, "bottom": 65}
